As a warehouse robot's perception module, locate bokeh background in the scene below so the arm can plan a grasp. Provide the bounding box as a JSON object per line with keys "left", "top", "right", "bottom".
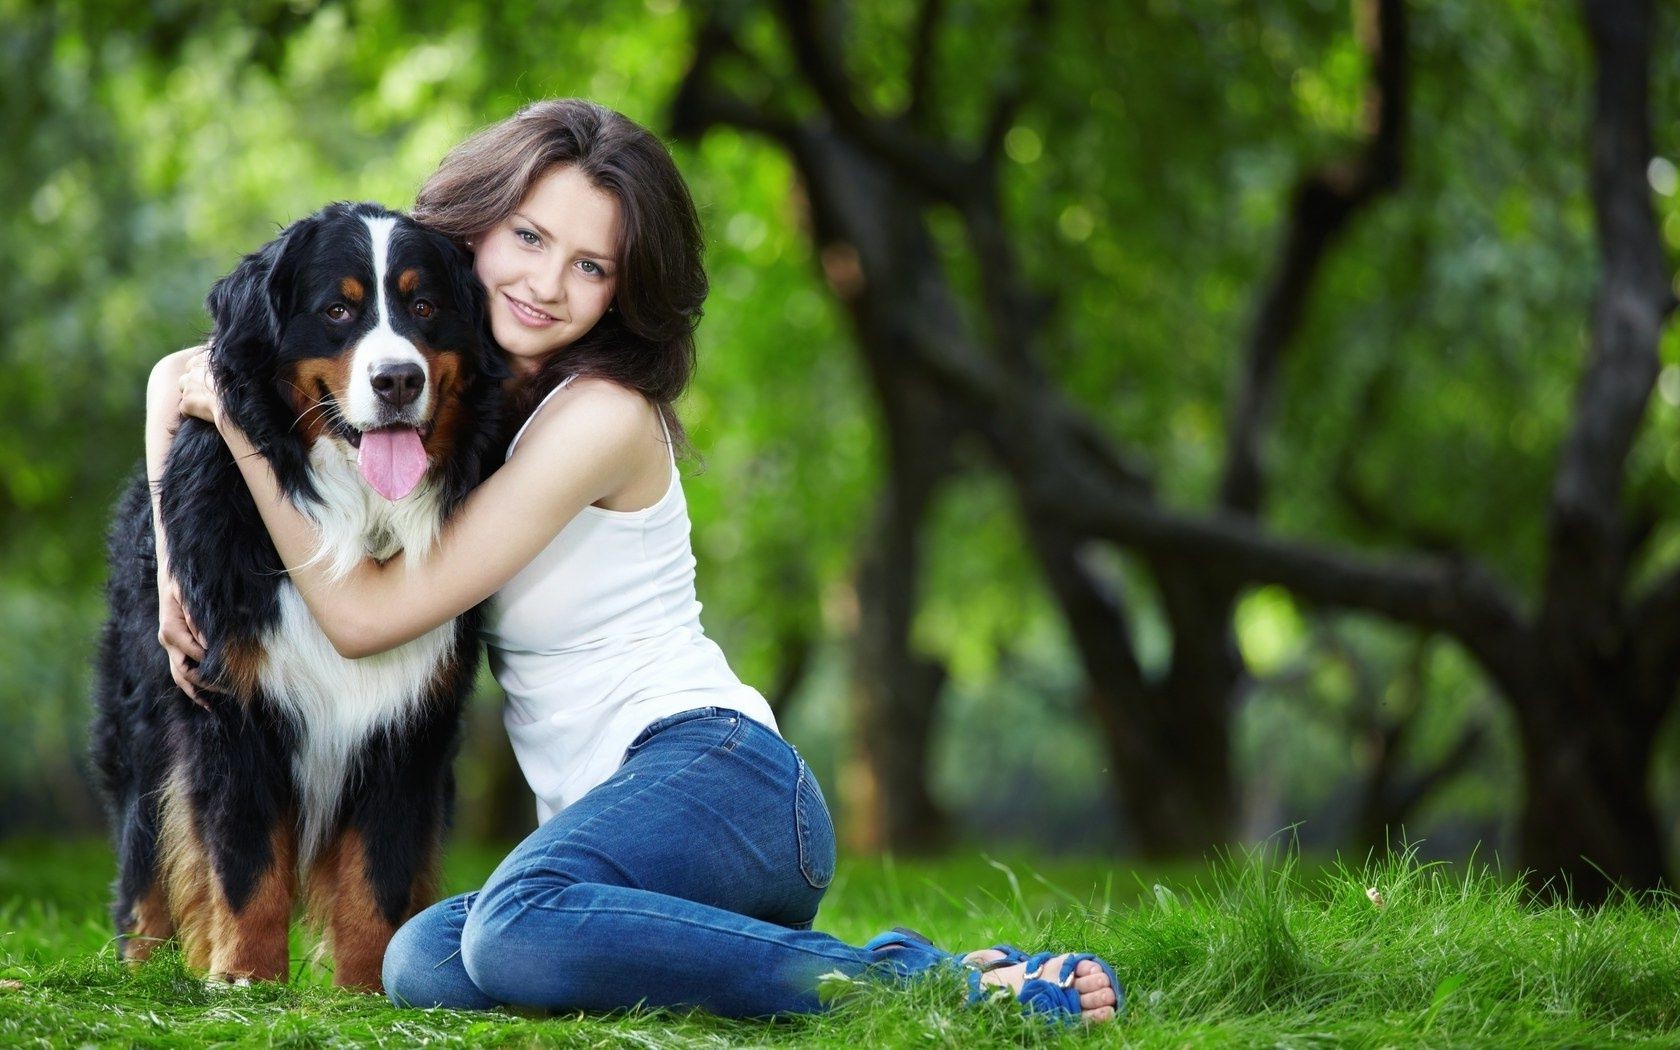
{"left": 3, "top": 0, "right": 1678, "bottom": 903}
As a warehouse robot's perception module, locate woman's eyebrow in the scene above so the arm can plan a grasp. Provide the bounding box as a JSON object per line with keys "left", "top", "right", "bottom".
{"left": 513, "top": 212, "right": 553, "bottom": 240}
{"left": 513, "top": 212, "right": 611, "bottom": 262}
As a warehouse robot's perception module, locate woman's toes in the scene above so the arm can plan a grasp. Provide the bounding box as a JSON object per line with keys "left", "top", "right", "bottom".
{"left": 1074, "top": 958, "right": 1117, "bottom": 1017}
{"left": 1081, "top": 986, "right": 1116, "bottom": 1009}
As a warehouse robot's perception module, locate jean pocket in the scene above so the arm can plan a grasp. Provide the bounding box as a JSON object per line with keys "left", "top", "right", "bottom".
{"left": 794, "top": 756, "right": 836, "bottom": 890}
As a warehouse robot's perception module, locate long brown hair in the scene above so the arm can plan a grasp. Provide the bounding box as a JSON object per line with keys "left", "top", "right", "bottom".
{"left": 413, "top": 99, "right": 705, "bottom": 455}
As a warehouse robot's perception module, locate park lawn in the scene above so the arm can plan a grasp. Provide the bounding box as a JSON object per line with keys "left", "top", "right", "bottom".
{"left": 1, "top": 840, "right": 1677, "bottom": 1048}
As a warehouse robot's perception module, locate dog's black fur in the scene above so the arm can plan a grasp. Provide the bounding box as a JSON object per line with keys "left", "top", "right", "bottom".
{"left": 91, "top": 202, "right": 504, "bottom": 988}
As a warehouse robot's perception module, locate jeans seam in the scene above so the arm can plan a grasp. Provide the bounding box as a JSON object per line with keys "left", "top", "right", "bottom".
{"left": 625, "top": 710, "right": 745, "bottom": 759}
{"left": 527, "top": 899, "right": 864, "bottom": 968}
{"left": 794, "top": 758, "right": 834, "bottom": 890}
{"left": 500, "top": 745, "right": 720, "bottom": 913}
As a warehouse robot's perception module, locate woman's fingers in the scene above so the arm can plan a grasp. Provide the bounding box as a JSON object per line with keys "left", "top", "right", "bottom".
{"left": 161, "top": 584, "right": 206, "bottom": 663}
{"left": 177, "top": 348, "right": 221, "bottom": 424}
{"left": 165, "top": 645, "right": 210, "bottom": 710}
{"left": 159, "top": 578, "right": 214, "bottom": 709}
{"left": 180, "top": 600, "right": 207, "bottom": 651}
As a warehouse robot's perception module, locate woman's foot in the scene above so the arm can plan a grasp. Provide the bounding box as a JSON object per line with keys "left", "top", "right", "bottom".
{"left": 962, "top": 949, "right": 1119, "bottom": 1023}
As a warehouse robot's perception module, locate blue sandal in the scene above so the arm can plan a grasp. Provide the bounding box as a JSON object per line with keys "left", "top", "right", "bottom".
{"left": 966, "top": 945, "right": 1124, "bottom": 1023}
{"left": 865, "top": 927, "right": 1122, "bottom": 1024}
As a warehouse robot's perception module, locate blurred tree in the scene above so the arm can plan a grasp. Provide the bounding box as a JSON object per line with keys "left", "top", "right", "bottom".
{"left": 3, "top": 0, "right": 1676, "bottom": 899}
{"left": 671, "top": 0, "right": 1678, "bottom": 900}
{"left": 670, "top": 0, "right": 1406, "bottom": 857}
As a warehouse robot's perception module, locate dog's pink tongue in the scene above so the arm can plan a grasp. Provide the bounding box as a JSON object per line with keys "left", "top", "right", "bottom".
{"left": 358, "top": 427, "right": 427, "bottom": 501}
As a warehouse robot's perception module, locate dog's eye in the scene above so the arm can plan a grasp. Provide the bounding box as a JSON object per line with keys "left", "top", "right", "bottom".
{"left": 325, "top": 304, "right": 352, "bottom": 322}
{"left": 412, "top": 299, "right": 435, "bottom": 319}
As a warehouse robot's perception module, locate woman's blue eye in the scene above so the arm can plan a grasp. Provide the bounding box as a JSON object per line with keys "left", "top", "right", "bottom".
{"left": 515, "top": 228, "right": 539, "bottom": 246}
{"left": 579, "top": 260, "right": 604, "bottom": 276}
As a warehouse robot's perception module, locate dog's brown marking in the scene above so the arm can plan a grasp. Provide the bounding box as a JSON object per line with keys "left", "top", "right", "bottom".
{"left": 283, "top": 356, "right": 354, "bottom": 444}
{"left": 158, "top": 768, "right": 295, "bottom": 982}
{"left": 397, "top": 269, "right": 419, "bottom": 295}
{"left": 305, "top": 828, "right": 429, "bottom": 992}
{"left": 122, "top": 879, "right": 174, "bottom": 964}
{"left": 206, "top": 819, "right": 295, "bottom": 983}
{"left": 418, "top": 345, "right": 466, "bottom": 466}
{"left": 340, "top": 277, "right": 364, "bottom": 303}
{"left": 212, "top": 636, "right": 264, "bottom": 702}
{"left": 157, "top": 768, "right": 215, "bottom": 971}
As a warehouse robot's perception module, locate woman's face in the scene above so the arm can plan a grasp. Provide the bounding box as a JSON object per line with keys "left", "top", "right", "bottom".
{"left": 472, "top": 165, "right": 621, "bottom": 377}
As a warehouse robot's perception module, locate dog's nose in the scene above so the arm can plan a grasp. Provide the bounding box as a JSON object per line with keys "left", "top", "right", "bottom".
{"left": 370, "top": 362, "right": 425, "bottom": 410}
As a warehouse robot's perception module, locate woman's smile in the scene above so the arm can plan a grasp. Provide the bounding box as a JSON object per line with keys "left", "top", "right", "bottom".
{"left": 504, "top": 292, "right": 560, "bottom": 327}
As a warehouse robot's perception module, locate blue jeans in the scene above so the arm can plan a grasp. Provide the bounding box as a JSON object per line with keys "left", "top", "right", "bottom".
{"left": 383, "top": 708, "right": 952, "bottom": 1015}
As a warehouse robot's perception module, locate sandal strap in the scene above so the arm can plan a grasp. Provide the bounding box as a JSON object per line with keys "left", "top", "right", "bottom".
{"left": 860, "top": 926, "right": 935, "bottom": 953}
{"left": 962, "top": 945, "right": 1030, "bottom": 1005}
{"left": 963, "top": 944, "right": 1029, "bottom": 973}
{"left": 971, "top": 948, "right": 1125, "bottom": 1025}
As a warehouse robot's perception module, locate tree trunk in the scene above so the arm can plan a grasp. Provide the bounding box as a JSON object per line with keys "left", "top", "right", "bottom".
{"left": 845, "top": 413, "right": 952, "bottom": 853}
{"left": 1510, "top": 661, "right": 1667, "bottom": 901}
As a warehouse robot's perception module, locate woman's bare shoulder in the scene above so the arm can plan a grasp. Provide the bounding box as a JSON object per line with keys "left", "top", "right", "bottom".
{"left": 509, "top": 376, "right": 661, "bottom": 468}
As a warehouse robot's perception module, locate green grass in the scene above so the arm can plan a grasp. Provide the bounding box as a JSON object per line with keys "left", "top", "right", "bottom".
{"left": 2, "top": 839, "right": 1678, "bottom": 1047}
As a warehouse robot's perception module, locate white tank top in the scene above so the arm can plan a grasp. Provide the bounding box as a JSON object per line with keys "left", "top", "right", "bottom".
{"left": 481, "top": 375, "right": 779, "bottom": 823}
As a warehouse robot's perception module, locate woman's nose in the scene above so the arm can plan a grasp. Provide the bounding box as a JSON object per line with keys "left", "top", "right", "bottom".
{"left": 527, "top": 261, "right": 566, "bottom": 305}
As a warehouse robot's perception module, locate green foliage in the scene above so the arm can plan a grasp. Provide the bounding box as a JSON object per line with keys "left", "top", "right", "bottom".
{"left": 5, "top": 841, "right": 1680, "bottom": 1045}
{"left": 4, "top": 0, "right": 1679, "bottom": 862}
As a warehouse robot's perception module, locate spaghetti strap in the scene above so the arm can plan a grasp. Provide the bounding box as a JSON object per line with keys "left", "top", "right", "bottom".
{"left": 657, "top": 409, "right": 675, "bottom": 469}
{"left": 505, "top": 374, "right": 580, "bottom": 460}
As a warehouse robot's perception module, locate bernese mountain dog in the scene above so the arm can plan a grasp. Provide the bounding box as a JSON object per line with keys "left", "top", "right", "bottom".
{"left": 91, "top": 202, "right": 504, "bottom": 990}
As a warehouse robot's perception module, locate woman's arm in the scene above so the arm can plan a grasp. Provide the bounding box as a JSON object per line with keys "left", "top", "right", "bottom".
{"left": 147, "top": 347, "right": 212, "bottom": 703}
{"left": 181, "top": 353, "right": 652, "bottom": 659}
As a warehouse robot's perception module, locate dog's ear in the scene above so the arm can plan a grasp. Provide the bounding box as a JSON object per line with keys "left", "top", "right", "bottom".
{"left": 204, "top": 216, "right": 320, "bottom": 370}
{"left": 201, "top": 215, "right": 324, "bottom": 471}
{"left": 431, "top": 229, "right": 508, "bottom": 381}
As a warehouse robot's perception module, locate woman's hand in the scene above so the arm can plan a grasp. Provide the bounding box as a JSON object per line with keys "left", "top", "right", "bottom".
{"left": 157, "top": 570, "right": 214, "bottom": 708}
{"left": 177, "top": 347, "right": 225, "bottom": 430}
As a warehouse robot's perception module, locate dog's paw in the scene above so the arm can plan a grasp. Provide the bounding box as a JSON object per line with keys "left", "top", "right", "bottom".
{"left": 203, "top": 974, "right": 254, "bottom": 990}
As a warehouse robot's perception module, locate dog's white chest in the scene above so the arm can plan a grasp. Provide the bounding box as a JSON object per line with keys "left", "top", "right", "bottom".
{"left": 260, "top": 583, "right": 455, "bottom": 861}
{"left": 259, "top": 440, "right": 456, "bottom": 863}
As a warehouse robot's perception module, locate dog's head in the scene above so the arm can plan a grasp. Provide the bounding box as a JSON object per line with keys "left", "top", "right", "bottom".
{"left": 205, "top": 202, "right": 504, "bottom": 511}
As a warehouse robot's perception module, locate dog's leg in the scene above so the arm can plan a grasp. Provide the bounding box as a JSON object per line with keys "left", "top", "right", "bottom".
{"left": 164, "top": 744, "right": 297, "bottom": 984}
{"left": 307, "top": 827, "right": 430, "bottom": 992}
{"left": 204, "top": 819, "right": 296, "bottom": 983}
{"left": 113, "top": 788, "right": 175, "bottom": 963}
{"left": 156, "top": 767, "right": 217, "bottom": 971}
{"left": 123, "top": 880, "right": 175, "bottom": 964}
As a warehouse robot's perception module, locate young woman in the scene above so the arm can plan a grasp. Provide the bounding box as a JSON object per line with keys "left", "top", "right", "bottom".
{"left": 152, "top": 98, "right": 1119, "bottom": 1023}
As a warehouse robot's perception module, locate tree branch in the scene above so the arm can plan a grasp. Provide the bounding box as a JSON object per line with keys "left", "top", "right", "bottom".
{"left": 768, "top": 0, "right": 983, "bottom": 201}
{"left": 764, "top": 626, "right": 813, "bottom": 715}
{"left": 1329, "top": 361, "right": 1467, "bottom": 556}
{"left": 670, "top": 13, "right": 801, "bottom": 146}
{"left": 979, "top": 0, "right": 1051, "bottom": 162}
{"left": 1543, "top": 0, "right": 1677, "bottom": 637}
{"left": 905, "top": 0, "right": 945, "bottom": 128}
{"left": 1218, "top": 0, "right": 1407, "bottom": 517}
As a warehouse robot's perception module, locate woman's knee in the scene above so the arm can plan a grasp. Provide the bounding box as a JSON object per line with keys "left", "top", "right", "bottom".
{"left": 459, "top": 880, "right": 595, "bottom": 1007}
{"left": 383, "top": 893, "right": 493, "bottom": 1010}
{"left": 382, "top": 920, "right": 430, "bottom": 1006}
